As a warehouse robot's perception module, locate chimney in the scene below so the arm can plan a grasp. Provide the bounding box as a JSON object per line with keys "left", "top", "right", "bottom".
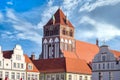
{"left": 31, "top": 53, "right": 35, "bottom": 60}
{"left": 96, "top": 38, "right": 99, "bottom": 46}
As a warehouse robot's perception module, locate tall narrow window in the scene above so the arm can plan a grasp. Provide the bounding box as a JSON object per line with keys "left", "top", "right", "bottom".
{"left": 99, "top": 72, "right": 102, "bottom": 80}
{"left": 0, "top": 71, "right": 2, "bottom": 78}
{"left": 79, "top": 76, "right": 82, "bottom": 80}
{"left": 103, "top": 63, "right": 105, "bottom": 69}
{"left": 68, "top": 75, "right": 72, "bottom": 80}
{"left": 109, "top": 72, "right": 113, "bottom": 80}
{"left": 11, "top": 72, "right": 15, "bottom": 80}
{"left": 70, "top": 30, "right": 73, "bottom": 37}
{"left": 5, "top": 72, "right": 9, "bottom": 78}
{"left": 61, "top": 74, "right": 64, "bottom": 80}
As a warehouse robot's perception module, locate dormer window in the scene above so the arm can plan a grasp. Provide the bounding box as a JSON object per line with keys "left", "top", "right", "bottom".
{"left": 28, "top": 63, "right": 33, "bottom": 70}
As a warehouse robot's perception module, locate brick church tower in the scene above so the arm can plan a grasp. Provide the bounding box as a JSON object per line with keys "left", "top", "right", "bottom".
{"left": 40, "top": 8, "right": 76, "bottom": 59}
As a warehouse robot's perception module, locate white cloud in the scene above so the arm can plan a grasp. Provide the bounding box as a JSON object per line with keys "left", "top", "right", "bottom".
{"left": 5, "top": 9, "right": 42, "bottom": 45}
{"left": 80, "top": 0, "right": 120, "bottom": 12}
{"left": 7, "top": 1, "right": 13, "bottom": 5}
{"left": 6, "top": 9, "right": 19, "bottom": 21}
{"left": 79, "top": 16, "right": 120, "bottom": 41}
{"left": 37, "top": 1, "right": 58, "bottom": 29}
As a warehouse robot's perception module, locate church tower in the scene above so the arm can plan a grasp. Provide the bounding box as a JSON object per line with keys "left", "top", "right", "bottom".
{"left": 41, "top": 8, "right": 76, "bottom": 59}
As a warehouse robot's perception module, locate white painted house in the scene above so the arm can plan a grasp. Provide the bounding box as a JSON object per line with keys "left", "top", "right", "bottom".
{"left": 0, "top": 45, "right": 39, "bottom": 80}
{"left": 92, "top": 45, "right": 120, "bottom": 80}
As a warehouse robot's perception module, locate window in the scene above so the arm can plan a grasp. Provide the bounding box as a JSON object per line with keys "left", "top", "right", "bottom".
{"left": 28, "top": 64, "right": 33, "bottom": 70}
{"left": 68, "top": 75, "right": 72, "bottom": 80}
{"left": 46, "top": 75, "right": 50, "bottom": 80}
{"left": 102, "top": 55, "right": 106, "bottom": 61}
{"left": 28, "top": 74, "right": 30, "bottom": 80}
{"left": 14, "top": 63, "right": 16, "bottom": 68}
{"left": 16, "top": 55, "right": 21, "bottom": 60}
{"left": 35, "top": 75, "right": 38, "bottom": 80}
{"left": 21, "top": 64, "right": 24, "bottom": 68}
{"left": 79, "top": 76, "right": 82, "bottom": 80}
{"left": 32, "top": 74, "right": 34, "bottom": 80}
{"left": 109, "top": 72, "right": 113, "bottom": 80}
{"left": 103, "top": 63, "right": 105, "bottom": 69}
{"left": 111, "top": 63, "right": 114, "bottom": 69}
{"left": 11, "top": 72, "right": 15, "bottom": 79}
{"left": 16, "top": 73, "right": 20, "bottom": 79}
{"left": 107, "top": 63, "right": 109, "bottom": 69}
{"left": 56, "top": 75, "right": 59, "bottom": 80}
{"left": 40, "top": 75, "right": 44, "bottom": 80}
{"left": 70, "top": 30, "right": 73, "bottom": 37}
{"left": 84, "top": 76, "right": 87, "bottom": 80}
{"left": 61, "top": 74, "right": 64, "bottom": 80}
{"left": 51, "top": 75, "right": 55, "bottom": 80}
{"left": 21, "top": 73, "right": 25, "bottom": 80}
{"left": 5, "top": 72, "right": 9, "bottom": 78}
{"left": 0, "top": 71, "right": 2, "bottom": 78}
{"left": 99, "top": 72, "right": 102, "bottom": 80}
{"left": 98, "top": 64, "right": 101, "bottom": 69}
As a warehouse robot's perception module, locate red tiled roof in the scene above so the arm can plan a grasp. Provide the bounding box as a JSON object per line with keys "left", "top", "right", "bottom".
{"left": 3, "top": 50, "right": 13, "bottom": 59}
{"left": 24, "top": 54, "right": 39, "bottom": 72}
{"left": 75, "top": 40, "right": 99, "bottom": 63}
{"left": 32, "top": 58, "right": 66, "bottom": 73}
{"left": 65, "top": 58, "right": 91, "bottom": 74}
{"left": 32, "top": 57, "right": 91, "bottom": 74}
{"left": 45, "top": 8, "right": 74, "bottom": 28}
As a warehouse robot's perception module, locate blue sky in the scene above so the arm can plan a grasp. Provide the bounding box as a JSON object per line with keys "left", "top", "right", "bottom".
{"left": 0, "top": 0, "right": 120, "bottom": 57}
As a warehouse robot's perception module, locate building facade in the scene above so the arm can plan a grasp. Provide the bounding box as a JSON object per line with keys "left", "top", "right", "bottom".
{"left": 31, "top": 8, "right": 99, "bottom": 80}
{"left": 0, "top": 45, "right": 39, "bottom": 80}
{"left": 92, "top": 45, "right": 120, "bottom": 80}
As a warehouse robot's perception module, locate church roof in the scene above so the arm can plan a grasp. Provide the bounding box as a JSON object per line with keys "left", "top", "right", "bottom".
{"left": 45, "top": 8, "right": 74, "bottom": 28}
{"left": 75, "top": 40, "right": 99, "bottom": 63}
{"left": 32, "top": 57, "right": 91, "bottom": 74}
{"left": 62, "top": 40, "right": 99, "bottom": 63}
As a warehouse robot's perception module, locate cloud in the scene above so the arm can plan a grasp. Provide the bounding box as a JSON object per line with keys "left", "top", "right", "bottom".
{"left": 7, "top": 1, "right": 13, "bottom": 5}
{"left": 5, "top": 9, "right": 42, "bottom": 45}
{"left": 80, "top": 0, "right": 120, "bottom": 12}
{"left": 79, "top": 16, "right": 120, "bottom": 41}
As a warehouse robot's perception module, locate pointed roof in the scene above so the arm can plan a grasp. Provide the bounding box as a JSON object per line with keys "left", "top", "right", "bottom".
{"left": 45, "top": 8, "right": 74, "bottom": 28}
